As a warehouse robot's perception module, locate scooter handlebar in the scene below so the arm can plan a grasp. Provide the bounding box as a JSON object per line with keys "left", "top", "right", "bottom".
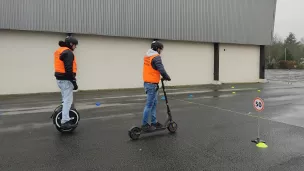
{"left": 161, "top": 78, "right": 170, "bottom": 81}
{"left": 161, "top": 78, "right": 168, "bottom": 84}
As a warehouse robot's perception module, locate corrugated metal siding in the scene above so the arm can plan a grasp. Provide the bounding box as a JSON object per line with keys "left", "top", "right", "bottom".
{"left": 0, "top": 0, "right": 276, "bottom": 45}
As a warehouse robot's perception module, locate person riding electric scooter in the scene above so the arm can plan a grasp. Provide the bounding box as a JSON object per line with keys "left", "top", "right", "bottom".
{"left": 128, "top": 41, "right": 177, "bottom": 140}
{"left": 141, "top": 40, "right": 171, "bottom": 131}
{"left": 53, "top": 36, "right": 79, "bottom": 129}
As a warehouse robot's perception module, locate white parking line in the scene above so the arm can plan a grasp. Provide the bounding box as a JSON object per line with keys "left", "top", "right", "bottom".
{"left": 0, "top": 103, "right": 140, "bottom": 116}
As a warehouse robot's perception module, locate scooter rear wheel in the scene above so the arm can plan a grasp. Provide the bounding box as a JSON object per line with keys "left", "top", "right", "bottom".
{"left": 129, "top": 126, "right": 141, "bottom": 140}
{"left": 167, "top": 121, "right": 178, "bottom": 133}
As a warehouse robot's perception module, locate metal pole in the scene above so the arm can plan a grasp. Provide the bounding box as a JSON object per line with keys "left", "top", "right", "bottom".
{"left": 257, "top": 111, "right": 260, "bottom": 140}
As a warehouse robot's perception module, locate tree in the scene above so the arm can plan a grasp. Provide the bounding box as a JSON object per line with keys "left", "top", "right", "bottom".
{"left": 265, "top": 34, "right": 284, "bottom": 65}
{"left": 283, "top": 32, "right": 302, "bottom": 62}
{"left": 265, "top": 32, "right": 304, "bottom": 69}
{"left": 284, "top": 32, "right": 300, "bottom": 45}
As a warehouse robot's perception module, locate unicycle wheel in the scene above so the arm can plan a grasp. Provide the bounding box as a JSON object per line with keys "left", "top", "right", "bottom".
{"left": 128, "top": 126, "right": 141, "bottom": 140}
{"left": 167, "top": 121, "right": 178, "bottom": 133}
{"left": 53, "top": 109, "right": 80, "bottom": 133}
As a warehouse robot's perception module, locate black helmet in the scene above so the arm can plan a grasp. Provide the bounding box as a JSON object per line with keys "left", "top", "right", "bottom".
{"left": 65, "top": 36, "right": 78, "bottom": 45}
{"left": 151, "top": 41, "right": 163, "bottom": 51}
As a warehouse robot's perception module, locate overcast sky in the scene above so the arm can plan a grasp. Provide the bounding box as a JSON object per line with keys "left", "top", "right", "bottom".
{"left": 274, "top": 0, "right": 304, "bottom": 40}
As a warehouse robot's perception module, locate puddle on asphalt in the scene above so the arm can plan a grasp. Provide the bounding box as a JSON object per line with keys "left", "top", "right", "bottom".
{"left": 268, "top": 104, "right": 304, "bottom": 128}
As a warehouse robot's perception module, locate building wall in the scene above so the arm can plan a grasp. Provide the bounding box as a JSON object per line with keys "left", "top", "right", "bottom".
{"left": 219, "top": 44, "right": 260, "bottom": 83}
{"left": 0, "top": 0, "right": 277, "bottom": 45}
{"left": 0, "top": 30, "right": 214, "bottom": 95}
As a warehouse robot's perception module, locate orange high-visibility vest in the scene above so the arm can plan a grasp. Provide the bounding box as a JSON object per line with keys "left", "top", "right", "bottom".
{"left": 54, "top": 47, "right": 77, "bottom": 73}
{"left": 143, "top": 54, "right": 160, "bottom": 83}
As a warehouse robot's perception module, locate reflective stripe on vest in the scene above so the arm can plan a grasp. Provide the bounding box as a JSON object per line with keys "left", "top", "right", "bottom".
{"left": 54, "top": 47, "right": 77, "bottom": 73}
{"left": 143, "top": 54, "right": 160, "bottom": 83}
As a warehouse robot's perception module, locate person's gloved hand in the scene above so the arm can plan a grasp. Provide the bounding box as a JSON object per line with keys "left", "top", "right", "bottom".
{"left": 165, "top": 76, "right": 171, "bottom": 81}
{"left": 161, "top": 76, "right": 171, "bottom": 81}
{"left": 70, "top": 80, "right": 78, "bottom": 90}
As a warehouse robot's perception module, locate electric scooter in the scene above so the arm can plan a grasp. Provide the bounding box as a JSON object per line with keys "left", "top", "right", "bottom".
{"left": 128, "top": 78, "right": 178, "bottom": 140}
{"left": 50, "top": 102, "right": 80, "bottom": 133}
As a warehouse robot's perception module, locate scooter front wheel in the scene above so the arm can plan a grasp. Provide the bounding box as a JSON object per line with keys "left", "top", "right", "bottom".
{"left": 128, "top": 126, "right": 141, "bottom": 140}
{"left": 167, "top": 121, "right": 178, "bottom": 133}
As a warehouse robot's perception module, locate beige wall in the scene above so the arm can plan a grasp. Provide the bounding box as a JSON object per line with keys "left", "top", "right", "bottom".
{"left": 0, "top": 30, "right": 64, "bottom": 95}
{"left": 0, "top": 30, "right": 214, "bottom": 95}
{"left": 219, "top": 44, "right": 260, "bottom": 83}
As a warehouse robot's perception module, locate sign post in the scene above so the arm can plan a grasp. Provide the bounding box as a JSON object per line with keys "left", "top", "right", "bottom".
{"left": 251, "top": 97, "right": 268, "bottom": 148}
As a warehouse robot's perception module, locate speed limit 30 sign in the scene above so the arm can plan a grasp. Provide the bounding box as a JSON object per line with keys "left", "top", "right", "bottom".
{"left": 253, "top": 97, "right": 264, "bottom": 112}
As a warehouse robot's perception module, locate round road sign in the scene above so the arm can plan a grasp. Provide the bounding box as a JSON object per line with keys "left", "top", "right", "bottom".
{"left": 253, "top": 97, "right": 264, "bottom": 112}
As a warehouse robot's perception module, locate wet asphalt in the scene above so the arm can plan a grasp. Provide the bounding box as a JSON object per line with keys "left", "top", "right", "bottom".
{"left": 1, "top": 70, "right": 304, "bottom": 171}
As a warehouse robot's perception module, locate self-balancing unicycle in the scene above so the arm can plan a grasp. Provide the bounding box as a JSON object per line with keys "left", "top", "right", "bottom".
{"left": 50, "top": 103, "right": 80, "bottom": 133}
{"left": 128, "top": 78, "right": 178, "bottom": 140}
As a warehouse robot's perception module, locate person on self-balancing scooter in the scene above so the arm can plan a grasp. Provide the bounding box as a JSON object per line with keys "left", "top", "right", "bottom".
{"left": 128, "top": 41, "right": 178, "bottom": 140}
{"left": 50, "top": 36, "right": 80, "bottom": 133}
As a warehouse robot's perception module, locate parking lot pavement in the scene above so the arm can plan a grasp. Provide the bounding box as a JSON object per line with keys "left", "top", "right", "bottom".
{"left": 1, "top": 82, "right": 304, "bottom": 171}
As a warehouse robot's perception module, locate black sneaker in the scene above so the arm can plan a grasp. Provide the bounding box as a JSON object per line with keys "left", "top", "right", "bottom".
{"left": 151, "top": 122, "right": 163, "bottom": 129}
{"left": 61, "top": 120, "right": 75, "bottom": 129}
{"left": 141, "top": 123, "right": 151, "bottom": 132}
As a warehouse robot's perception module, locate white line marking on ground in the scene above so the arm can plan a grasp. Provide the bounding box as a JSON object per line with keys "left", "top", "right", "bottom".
{"left": 188, "top": 94, "right": 236, "bottom": 100}
{"left": 84, "top": 113, "right": 137, "bottom": 121}
{"left": 80, "top": 88, "right": 257, "bottom": 101}
{"left": 0, "top": 112, "right": 139, "bottom": 133}
{"left": 0, "top": 107, "right": 188, "bottom": 133}
{"left": 0, "top": 103, "right": 140, "bottom": 116}
{"left": 0, "top": 86, "right": 287, "bottom": 116}
{"left": 173, "top": 98, "right": 250, "bottom": 116}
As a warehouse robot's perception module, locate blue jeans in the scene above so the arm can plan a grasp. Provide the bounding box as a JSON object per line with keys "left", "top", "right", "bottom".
{"left": 142, "top": 82, "right": 159, "bottom": 125}
{"left": 57, "top": 80, "right": 74, "bottom": 124}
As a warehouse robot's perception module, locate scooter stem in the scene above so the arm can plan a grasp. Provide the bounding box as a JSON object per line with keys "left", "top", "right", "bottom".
{"left": 161, "top": 79, "right": 168, "bottom": 103}
{"left": 161, "top": 78, "right": 172, "bottom": 119}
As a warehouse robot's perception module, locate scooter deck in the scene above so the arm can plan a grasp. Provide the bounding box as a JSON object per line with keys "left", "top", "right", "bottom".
{"left": 140, "top": 126, "right": 167, "bottom": 134}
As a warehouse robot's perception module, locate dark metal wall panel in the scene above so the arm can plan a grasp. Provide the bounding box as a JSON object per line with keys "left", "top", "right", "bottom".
{"left": 0, "top": 0, "right": 277, "bottom": 45}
